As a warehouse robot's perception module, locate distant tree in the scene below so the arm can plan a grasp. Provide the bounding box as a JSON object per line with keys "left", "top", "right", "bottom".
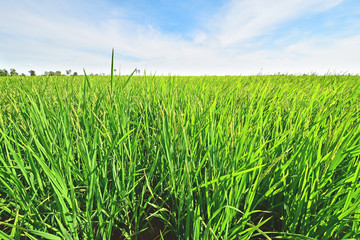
{"left": 66, "top": 70, "right": 72, "bottom": 75}
{"left": 29, "top": 70, "right": 36, "bottom": 76}
{"left": 73, "top": 72, "right": 78, "bottom": 76}
{"left": 49, "top": 71, "right": 55, "bottom": 76}
{"left": 55, "top": 71, "right": 61, "bottom": 76}
{"left": 0, "top": 69, "right": 8, "bottom": 76}
{"left": 10, "top": 68, "right": 18, "bottom": 76}
{"left": 21, "top": 73, "right": 26, "bottom": 76}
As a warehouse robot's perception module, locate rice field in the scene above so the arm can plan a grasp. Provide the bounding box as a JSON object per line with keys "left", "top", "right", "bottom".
{"left": 0, "top": 71, "right": 360, "bottom": 239}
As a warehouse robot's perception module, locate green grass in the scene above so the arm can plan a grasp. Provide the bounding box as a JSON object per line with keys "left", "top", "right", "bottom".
{"left": 0, "top": 72, "right": 359, "bottom": 239}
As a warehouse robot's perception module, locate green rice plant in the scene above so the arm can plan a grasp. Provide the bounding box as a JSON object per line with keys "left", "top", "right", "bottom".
{"left": 0, "top": 69, "right": 359, "bottom": 239}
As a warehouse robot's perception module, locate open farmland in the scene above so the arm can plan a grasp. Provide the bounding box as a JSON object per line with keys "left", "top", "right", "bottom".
{"left": 0, "top": 73, "right": 360, "bottom": 239}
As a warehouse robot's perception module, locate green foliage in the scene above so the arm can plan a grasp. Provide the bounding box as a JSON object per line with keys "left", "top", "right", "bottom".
{"left": 44, "top": 71, "right": 56, "bottom": 76}
{"left": 0, "top": 69, "right": 8, "bottom": 76}
{"left": 0, "top": 73, "right": 359, "bottom": 239}
{"left": 9, "top": 68, "right": 18, "bottom": 76}
{"left": 28, "top": 70, "right": 36, "bottom": 76}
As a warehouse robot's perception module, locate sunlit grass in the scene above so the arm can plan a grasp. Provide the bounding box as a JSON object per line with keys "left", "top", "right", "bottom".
{"left": 0, "top": 72, "right": 359, "bottom": 239}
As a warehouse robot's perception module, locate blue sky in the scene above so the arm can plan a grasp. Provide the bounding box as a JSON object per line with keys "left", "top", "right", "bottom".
{"left": 0, "top": 0, "right": 359, "bottom": 75}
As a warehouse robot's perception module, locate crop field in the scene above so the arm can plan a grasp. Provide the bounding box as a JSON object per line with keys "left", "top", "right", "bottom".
{"left": 0, "top": 72, "right": 360, "bottom": 239}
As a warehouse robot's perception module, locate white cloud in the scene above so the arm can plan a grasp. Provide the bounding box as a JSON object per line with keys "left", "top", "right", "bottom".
{"left": 204, "top": 0, "right": 344, "bottom": 47}
{"left": 0, "top": 0, "right": 358, "bottom": 76}
{"left": 279, "top": 34, "right": 360, "bottom": 74}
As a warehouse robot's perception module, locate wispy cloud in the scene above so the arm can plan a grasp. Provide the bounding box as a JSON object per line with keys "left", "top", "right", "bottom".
{"left": 201, "top": 0, "right": 343, "bottom": 47}
{"left": 0, "top": 0, "right": 358, "bottom": 75}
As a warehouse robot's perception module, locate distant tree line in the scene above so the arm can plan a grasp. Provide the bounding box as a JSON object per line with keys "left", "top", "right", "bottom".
{"left": 0, "top": 69, "right": 78, "bottom": 76}
{"left": 0, "top": 69, "right": 19, "bottom": 76}
{"left": 1, "top": 68, "right": 125, "bottom": 77}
